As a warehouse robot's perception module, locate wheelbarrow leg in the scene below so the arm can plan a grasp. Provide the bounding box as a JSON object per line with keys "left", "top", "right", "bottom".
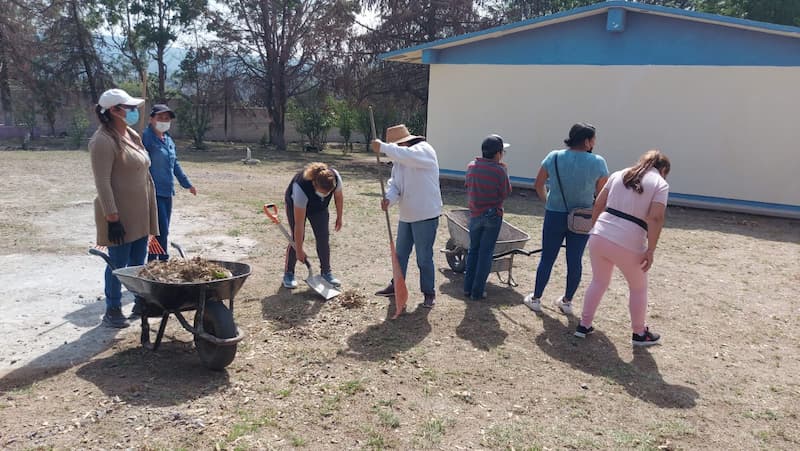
{"left": 140, "top": 316, "right": 151, "bottom": 348}
{"left": 152, "top": 313, "right": 170, "bottom": 351}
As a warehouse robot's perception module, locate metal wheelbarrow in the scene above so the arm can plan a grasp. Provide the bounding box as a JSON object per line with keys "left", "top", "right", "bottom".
{"left": 89, "top": 243, "right": 250, "bottom": 370}
{"left": 440, "top": 209, "right": 544, "bottom": 287}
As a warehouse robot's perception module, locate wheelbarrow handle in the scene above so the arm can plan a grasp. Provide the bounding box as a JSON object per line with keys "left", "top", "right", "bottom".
{"left": 88, "top": 247, "right": 116, "bottom": 269}
{"left": 263, "top": 203, "right": 314, "bottom": 273}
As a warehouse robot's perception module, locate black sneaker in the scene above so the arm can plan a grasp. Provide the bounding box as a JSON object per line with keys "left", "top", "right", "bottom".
{"left": 632, "top": 327, "right": 661, "bottom": 347}
{"left": 374, "top": 282, "right": 395, "bottom": 297}
{"left": 102, "top": 307, "right": 131, "bottom": 328}
{"left": 422, "top": 293, "right": 436, "bottom": 308}
{"left": 574, "top": 324, "right": 595, "bottom": 338}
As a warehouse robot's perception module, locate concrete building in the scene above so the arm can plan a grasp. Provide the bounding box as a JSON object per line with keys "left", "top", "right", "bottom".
{"left": 382, "top": 1, "right": 800, "bottom": 218}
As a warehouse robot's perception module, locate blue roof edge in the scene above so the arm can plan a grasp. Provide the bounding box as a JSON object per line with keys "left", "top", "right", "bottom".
{"left": 380, "top": 0, "right": 800, "bottom": 61}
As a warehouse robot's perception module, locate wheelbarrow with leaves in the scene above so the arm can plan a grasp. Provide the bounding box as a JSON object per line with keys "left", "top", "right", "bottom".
{"left": 89, "top": 243, "right": 250, "bottom": 370}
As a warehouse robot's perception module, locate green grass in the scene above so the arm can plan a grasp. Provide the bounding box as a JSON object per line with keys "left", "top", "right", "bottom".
{"left": 419, "top": 417, "right": 446, "bottom": 445}
{"left": 226, "top": 412, "right": 275, "bottom": 443}
{"left": 375, "top": 408, "right": 400, "bottom": 429}
{"left": 290, "top": 434, "right": 307, "bottom": 446}
{"left": 366, "top": 431, "right": 386, "bottom": 450}
{"left": 484, "top": 422, "right": 542, "bottom": 450}
{"left": 340, "top": 379, "right": 366, "bottom": 395}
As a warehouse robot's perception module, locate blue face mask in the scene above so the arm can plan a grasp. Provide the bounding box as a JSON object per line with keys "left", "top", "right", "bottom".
{"left": 125, "top": 109, "right": 140, "bottom": 126}
{"left": 315, "top": 191, "right": 329, "bottom": 199}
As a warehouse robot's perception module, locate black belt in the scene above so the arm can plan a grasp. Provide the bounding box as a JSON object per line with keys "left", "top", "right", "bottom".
{"left": 605, "top": 207, "right": 648, "bottom": 231}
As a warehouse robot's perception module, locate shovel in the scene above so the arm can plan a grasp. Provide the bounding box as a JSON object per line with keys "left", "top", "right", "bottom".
{"left": 263, "top": 204, "right": 341, "bottom": 301}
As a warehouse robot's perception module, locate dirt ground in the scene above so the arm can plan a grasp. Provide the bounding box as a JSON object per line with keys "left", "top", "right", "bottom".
{"left": 0, "top": 142, "right": 798, "bottom": 450}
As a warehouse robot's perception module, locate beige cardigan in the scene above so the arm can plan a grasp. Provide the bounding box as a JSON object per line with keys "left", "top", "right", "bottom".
{"left": 89, "top": 126, "right": 159, "bottom": 247}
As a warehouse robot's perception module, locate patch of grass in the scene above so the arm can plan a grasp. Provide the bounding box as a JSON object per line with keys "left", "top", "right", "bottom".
{"left": 340, "top": 379, "right": 366, "bottom": 396}
{"left": 227, "top": 228, "right": 241, "bottom": 237}
{"left": 610, "top": 430, "right": 657, "bottom": 449}
{"left": 418, "top": 417, "right": 447, "bottom": 445}
{"left": 484, "top": 422, "right": 541, "bottom": 450}
{"left": 652, "top": 419, "right": 696, "bottom": 439}
{"left": 277, "top": 388, "right": 292, "bottom": 398}
{"left": 320, "top": 394, "right": 341, "bottom": 417}
{"left": 226, "top": 412, "right": 275, "bottom": 443}
{"left": 366, "top": 431, "right": 386, "bottom": 450}
{"left": 290, "top": 434, "right": 307, "bottom": 446}
{"left": 375, "top": 408, "right": 400, "bottom": 429}
{"left": 376, "top": 399, "right": 395, "bottom": 408}
{"left": 744, "top": 409, "right": 781, "bottom": 421}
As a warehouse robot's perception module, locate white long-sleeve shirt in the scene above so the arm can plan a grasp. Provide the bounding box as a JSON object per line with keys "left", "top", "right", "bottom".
{"left": 381, "top": 140, "right": 443, "bottom": 223}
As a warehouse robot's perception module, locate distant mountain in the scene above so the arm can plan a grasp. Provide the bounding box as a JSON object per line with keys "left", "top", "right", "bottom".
{"left": 98, "top": 35, "right": 188, "bottom": 77}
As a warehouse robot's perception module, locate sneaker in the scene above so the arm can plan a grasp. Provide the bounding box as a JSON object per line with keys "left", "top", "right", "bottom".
{"left": 374, "top": 282, "right": 395, "bottom": 297}
{"left": 555, "top": 296, "right": 573, "bottom": 315}
{"left": 632, "top": 327, "right": 661, "bottom": 347}
{"left": 469, "top": 292, "right": 487, "bottom": 301}
{"left": 321, "top": 272, "right": 341, "bottom": 287}
{"left": 422, "top": 293, "right": 436, "bottom": 308}
{"left": 102, "top": 307, "right": 130, "bottom": 328}
{"left": 282, "top": 272, "right": 298, "bottom": 289}
{"left": 523, "top": 293, "right": 542, "bottom": 312}
{"left": 574, "top": 324, "right": 595, "bottom": 338}
{"left": 129, "top": 297, "right": 144, "bottom": 319}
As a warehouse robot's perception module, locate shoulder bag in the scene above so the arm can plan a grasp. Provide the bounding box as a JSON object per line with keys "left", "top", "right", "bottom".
{"left": 553, "top": 153, "right": 594, "bottom": 234}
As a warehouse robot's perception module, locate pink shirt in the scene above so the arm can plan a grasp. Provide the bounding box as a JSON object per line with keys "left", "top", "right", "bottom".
{"left": 591, "top": 168, "right": 669, "bottom": 253}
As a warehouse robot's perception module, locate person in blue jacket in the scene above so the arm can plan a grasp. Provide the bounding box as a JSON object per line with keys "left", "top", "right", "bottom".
{"left": 142, "top": 104, "right": 197, "bottom": 262}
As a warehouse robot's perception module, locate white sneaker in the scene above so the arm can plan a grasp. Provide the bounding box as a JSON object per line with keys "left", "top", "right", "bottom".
{"left": 523, "top": 293, "right": 542, "bottom": 312}
{"left": 555, "top": 296, "right": 573, "bottom": 315}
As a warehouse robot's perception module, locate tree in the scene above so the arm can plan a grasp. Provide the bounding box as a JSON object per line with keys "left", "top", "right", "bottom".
{"left": 128, "top": 0, "right": 208, "bottom": 102}
{"left": 174, "top": 47, "right": 214, "bottom": 149}
{"left": 287, "top": 90, "right": 336, "bottom": 151}
{"left": 214, "top": 0, "right": 357, "bottom": 150}
{"left": 332, "top": 98, "right": 358, "bottom": 152}
{"left": 695, "top": 0, "right": 800, "bottom": 26}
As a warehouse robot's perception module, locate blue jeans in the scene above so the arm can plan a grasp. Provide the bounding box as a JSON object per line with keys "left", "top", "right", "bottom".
{"left": 463, "top": 209, "right": 502, "bottom": 299}
{"left": 395, "top": 216, "right": 439, "bottom": 295}
{"left": 149, "top": 195, "right": 172, "bottom": 261}
{"left": 105, "top": 236, "right": 148, "bottom": 309}
{"left": 533, "top": 210, "right": 590, "bottom": 301}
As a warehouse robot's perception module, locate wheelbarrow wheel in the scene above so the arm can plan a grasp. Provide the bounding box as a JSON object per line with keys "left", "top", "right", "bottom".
{"left": 445, "top": 238, "right": 467, "bottom": 273}
{"left": 194, "top": 301, "right": 237, "bottom": 370}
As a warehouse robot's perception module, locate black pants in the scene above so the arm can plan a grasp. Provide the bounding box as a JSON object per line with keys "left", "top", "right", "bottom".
{"left": 284, "top": 199, "right": 331, "bottom": 274}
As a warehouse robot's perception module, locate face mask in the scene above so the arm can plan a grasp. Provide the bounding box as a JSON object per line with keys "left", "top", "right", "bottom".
{"left": 315, "top": 191, "right": 329, "bottom": 199}
{"left": 155, "top": 121, "right": 171, "bottom": 133}
{"left": 125, "top": 109, "right": 140, "bottom": 126}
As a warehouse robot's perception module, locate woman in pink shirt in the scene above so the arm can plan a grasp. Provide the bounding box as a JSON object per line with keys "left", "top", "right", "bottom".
{"left": 574, "top": 150, "right": 671, "bottom": 346}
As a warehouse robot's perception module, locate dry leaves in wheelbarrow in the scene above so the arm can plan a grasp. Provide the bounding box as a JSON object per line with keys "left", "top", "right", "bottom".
{"left": 138, "top": 256, "right": 233, "bottom": 283}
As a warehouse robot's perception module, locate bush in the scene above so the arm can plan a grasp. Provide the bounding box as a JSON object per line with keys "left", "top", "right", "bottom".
{"left": 67, "top": 110, "right": 90, "bottom": 149}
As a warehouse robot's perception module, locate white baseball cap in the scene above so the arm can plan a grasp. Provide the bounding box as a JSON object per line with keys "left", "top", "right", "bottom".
{"left": 98, "top": 88, "right": 145, "bottom": 112}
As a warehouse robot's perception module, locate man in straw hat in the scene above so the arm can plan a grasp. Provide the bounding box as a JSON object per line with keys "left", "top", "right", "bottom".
{"left": 371, "top": 124, "right": 442, "bottom": 308}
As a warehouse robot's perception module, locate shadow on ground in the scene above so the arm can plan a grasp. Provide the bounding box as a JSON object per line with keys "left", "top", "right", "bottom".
{"left": 76, "top": 340, "right": 230, "bottom": 407}
{"left": 439, "top": 268, "right": 526, "bottom": 351}
{"left": 260, "top": 286, "right": 325, "bottom": 330}
{"left": 342, "top": 296, "right": 432, "bottom": 361}
{"left": 535, "top": 313, "right": 699, "bottom": 408}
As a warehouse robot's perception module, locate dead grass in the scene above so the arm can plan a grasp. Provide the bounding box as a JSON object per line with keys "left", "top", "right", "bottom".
{"left": 0, "top": 141, "right": 799, "bottom": 449}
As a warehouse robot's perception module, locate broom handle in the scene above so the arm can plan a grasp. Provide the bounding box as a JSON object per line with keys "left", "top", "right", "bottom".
{"left": 369, "top": 106, "right": 394, "bottom": 244}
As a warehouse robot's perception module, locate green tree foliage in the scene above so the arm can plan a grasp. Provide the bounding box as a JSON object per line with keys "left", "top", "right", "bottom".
{"left": 331, "top": 99, "right": 358, "bottom": 152}
{"left": 287, "top": 91, "right": 336, "bottom": 151}
{"left": 695, "top": 0, "right": 800, "bottom": 26}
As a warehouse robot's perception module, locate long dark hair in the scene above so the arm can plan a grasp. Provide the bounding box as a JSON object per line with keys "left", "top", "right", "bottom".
{"left": 564, "top": 122, "right": 596, "bottom": 149}
{"left": 623, "top": 150, "right": 671, "bottom": 194}
{"left": 95, "top": 104, "right": 114, "bottom": 126}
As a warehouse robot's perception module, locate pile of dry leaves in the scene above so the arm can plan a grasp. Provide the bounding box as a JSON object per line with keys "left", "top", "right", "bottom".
{"left": 138, "top": 257, "right": 233, "bottom": 283}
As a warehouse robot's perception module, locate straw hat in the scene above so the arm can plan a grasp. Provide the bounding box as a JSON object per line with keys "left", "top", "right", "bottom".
{"left": 385, "top": 124, "right": 425, "bottom": 144}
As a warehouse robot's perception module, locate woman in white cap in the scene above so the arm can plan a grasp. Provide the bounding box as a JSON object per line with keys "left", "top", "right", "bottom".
{"left": 89, "top": 88, "right": 159, "bottom": 328}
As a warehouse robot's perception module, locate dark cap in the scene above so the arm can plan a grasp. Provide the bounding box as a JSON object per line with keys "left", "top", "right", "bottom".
{"left": 150, "top": 104, "right": 176, "bottom": 118}
{"left": 481, "top": 134, "right": 511, "bottom": 155}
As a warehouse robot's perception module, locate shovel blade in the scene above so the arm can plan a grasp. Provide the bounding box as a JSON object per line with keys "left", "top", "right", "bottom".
{"left": 305, "top": 275, "right": 341, "bottom": 300}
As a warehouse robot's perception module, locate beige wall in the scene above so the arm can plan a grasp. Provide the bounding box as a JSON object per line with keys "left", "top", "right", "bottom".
{"left": 428, "top": 64, "right": 800, "bottom": 217}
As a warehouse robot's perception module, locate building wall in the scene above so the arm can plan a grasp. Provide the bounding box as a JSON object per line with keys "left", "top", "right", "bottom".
{"left": 427, "top": 64, "right": 800, "bottom": 216}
